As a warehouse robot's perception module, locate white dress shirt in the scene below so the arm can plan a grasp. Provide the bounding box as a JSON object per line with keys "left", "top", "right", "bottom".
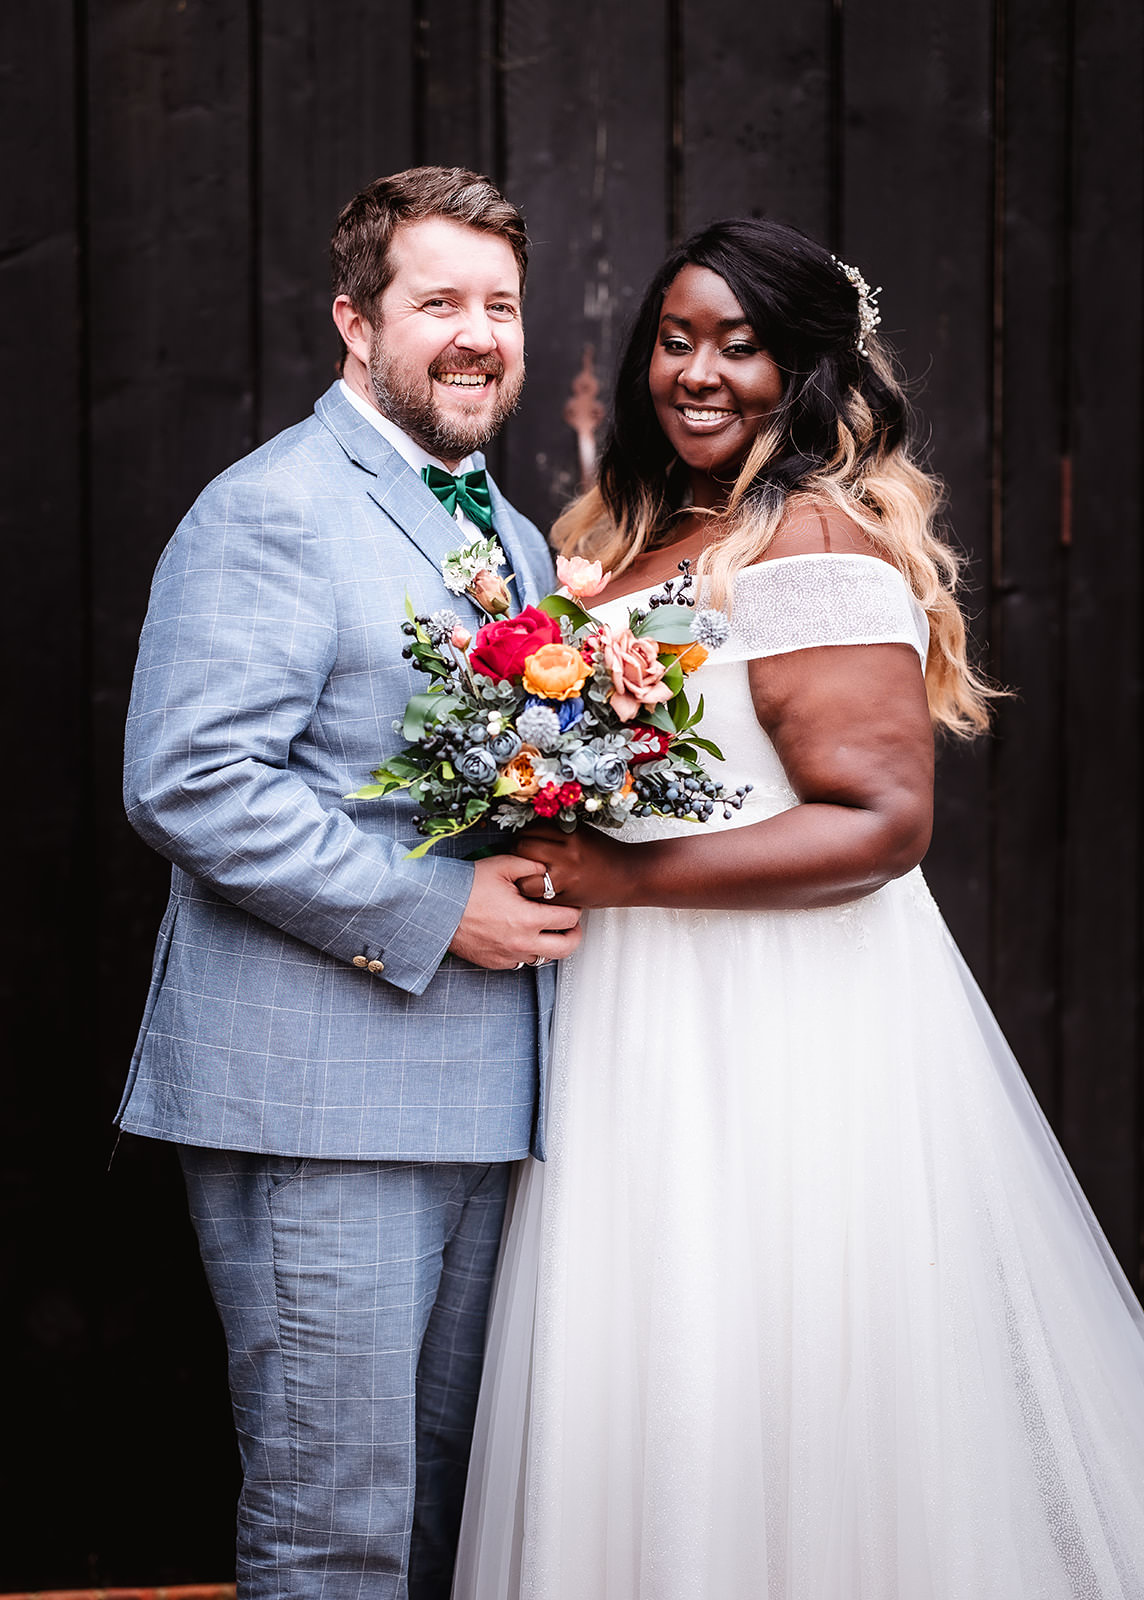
{"left": 339, "top": 379, "right": 484, "bottom": 539}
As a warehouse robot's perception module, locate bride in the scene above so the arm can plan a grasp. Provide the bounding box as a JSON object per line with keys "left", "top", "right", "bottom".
{"left": 452, "top": 219, "right": 1144, "bottom": 1599}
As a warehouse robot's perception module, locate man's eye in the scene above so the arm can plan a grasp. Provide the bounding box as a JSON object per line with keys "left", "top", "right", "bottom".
{"left": 489, "top": 303, "right": 519, "bottom": 318}
{"left": 423, "top": 299, "right": 450, "bottom": 310}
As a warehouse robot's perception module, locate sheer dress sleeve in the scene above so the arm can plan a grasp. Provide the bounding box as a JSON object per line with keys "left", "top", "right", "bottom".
{"left": 719, "top": 553, "right": 930, "bottom": 668}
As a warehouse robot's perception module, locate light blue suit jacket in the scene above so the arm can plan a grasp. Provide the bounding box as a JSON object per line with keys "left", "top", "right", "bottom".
{"left": 118, "top": 383, "right": 557, "bottom": 1162}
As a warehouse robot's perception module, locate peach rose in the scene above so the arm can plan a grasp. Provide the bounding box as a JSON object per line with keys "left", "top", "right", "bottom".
{"left": 556, "top": 554, "right": 612, "bottom": 600}
{"left": 501, "top": 743, "right": 542, "bottom": 799}
{"left": 469, "top": 568, "right": 512, "bottom": 615}
{"left": 450, "top": 623, "right": 473, "bottom": 650}
{"left": 521, "top": 642, "right": 591, "bottom": 701}
{"left": 599, "top": 624, "right": 673, "bottom": 722}
{"left": 658, "top": 641, "right": 709, "bottom": 674}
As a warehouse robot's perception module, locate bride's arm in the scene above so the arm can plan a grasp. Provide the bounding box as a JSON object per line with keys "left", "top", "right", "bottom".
{"left": 516, "top": 638, "right": 934, "bottom": 912}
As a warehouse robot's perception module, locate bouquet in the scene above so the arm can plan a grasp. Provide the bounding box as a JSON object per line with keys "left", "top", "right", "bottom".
{"left": 347, "top": 542, "right": 750, "bottom": 858}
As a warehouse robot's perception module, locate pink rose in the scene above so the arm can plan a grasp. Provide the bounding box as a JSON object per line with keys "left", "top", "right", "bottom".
{"left": 450, "top": 623, "right": 472, "bottom": 650}
{"left": 599, "top": 623, "right": 673, "bottom": 722}
{"left": 556, "top": 554, "right": 612, "bottom": 600}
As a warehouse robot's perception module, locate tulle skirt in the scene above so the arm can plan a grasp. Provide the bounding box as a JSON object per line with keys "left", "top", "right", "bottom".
{"left": 453, "top": 869, "right": 1144, "bottom": 1600}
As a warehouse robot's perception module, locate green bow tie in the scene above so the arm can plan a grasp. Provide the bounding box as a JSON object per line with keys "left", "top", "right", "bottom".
{"left": 421, "top": 464, "right": 494, "bottom": 532}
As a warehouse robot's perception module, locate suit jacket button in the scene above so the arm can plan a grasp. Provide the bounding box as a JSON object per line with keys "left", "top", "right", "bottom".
{"left": 352, "top": 955, "right": 369, "bottom": 968}
{"left": 367, "top": 959, "right": 385, "bottom": 973}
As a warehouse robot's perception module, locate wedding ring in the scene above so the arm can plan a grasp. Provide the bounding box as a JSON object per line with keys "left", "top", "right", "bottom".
{"left": 528, "top": 954, "right": 551, "bottom": 968}
{"left": 542, "top": 870, "right": 556, "bottom": 901}
{"left": 513, "top": 960, "right": 527, "bottom": 969}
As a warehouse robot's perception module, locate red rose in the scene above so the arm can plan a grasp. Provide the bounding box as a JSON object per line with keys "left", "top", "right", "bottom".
{"left": 469, "top": 606, "right": 564, "bottom": 681}
{"left": 628, "top": 725, "right": 672, "bottom": 765}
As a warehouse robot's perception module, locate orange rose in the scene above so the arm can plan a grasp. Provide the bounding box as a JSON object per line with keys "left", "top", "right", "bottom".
{"left": 521, "top": 642, "right": 591, "bottom": 701}
{"left": 658, "top": 641, "right": 709, "bottom": 674}
{"left": 501, "top": 743, "right": 542, "bottom": 799}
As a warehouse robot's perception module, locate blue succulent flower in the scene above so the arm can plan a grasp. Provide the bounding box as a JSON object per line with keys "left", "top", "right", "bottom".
{"left": 592, "top": 752, "right": 629, "bottom": 793}
{"left": 488, "top": 728, "right": 523, "bottom": 763}
{"left": 457, "top": 746, "right": 499, "bottom": 787}
{"left": 560, "top": 746, "right": 600, "bottom": 786}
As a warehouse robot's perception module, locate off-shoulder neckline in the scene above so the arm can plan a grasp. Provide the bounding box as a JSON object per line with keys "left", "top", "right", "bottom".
{"left": 592, "top": 551, "right": 908, "bottom": 610}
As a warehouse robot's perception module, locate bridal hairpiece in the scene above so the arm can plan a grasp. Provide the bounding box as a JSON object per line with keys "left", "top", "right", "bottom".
{"left": 831, "top": 255, "right": 882, "bottom": 356}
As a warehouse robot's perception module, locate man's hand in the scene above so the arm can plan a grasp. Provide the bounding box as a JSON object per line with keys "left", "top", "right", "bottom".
{"left": 448, "top": 854, "right": 584, "bottom": 968}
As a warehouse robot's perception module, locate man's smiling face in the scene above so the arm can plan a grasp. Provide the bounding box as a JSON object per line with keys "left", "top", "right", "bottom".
{"left": 368, "top": 216, "right": 525, "bottom": 466}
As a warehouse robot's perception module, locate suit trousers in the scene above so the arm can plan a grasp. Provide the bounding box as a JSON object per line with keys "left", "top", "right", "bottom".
{"left": 179, "top": 1147, "right": 511, "bottom": 1600}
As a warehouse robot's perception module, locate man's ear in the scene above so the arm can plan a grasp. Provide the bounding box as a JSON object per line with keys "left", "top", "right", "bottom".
{"left": 332, "top": 296, "right": 373, "bottom": 367}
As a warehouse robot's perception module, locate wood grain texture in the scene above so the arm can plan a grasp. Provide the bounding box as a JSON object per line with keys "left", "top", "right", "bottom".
{"left": 499, "top": 0, "right": 671, "bottom": 528}
{"left": 259, "top": 0, "right": 417, "bottom": 439}
{"left": 679, "top": 0, "right": 835, "bottom": 241}
{"left": 1057, "top": 0, "right": 1143, "bottom": 1274}
{"left": 841, "top": 0, "right": 996, "bottom": 972}
{"left": 990, "top": 0, "right": 1072, "bottom": 1117}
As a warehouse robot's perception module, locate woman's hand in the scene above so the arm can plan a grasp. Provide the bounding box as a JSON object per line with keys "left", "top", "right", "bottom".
{"left": 515, "top": 824, "right": 636, "bottom": 910}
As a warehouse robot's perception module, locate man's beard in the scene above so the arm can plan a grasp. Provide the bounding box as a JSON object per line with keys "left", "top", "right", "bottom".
{"left": 369, "top": 339, "right": 525, "bottom": 460}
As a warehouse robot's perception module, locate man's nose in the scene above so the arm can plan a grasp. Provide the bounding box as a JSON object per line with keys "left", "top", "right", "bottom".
{"left": 453, "top": 308, "right": 498, "bottom": 354}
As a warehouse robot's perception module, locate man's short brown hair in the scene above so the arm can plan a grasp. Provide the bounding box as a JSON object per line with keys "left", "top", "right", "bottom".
{"left": 330, "top": 166, "right": 529, "bottom": 325}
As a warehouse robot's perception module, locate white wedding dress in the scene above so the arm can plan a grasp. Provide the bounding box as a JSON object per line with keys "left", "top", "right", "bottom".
{"left": 452, "top": 554, "right": 1144, "bottom": 1600}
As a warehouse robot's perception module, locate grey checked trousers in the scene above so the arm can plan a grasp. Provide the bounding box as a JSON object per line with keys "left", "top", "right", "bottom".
{"left": 179, "top": 1148, "right": 511, "bottom": 1600}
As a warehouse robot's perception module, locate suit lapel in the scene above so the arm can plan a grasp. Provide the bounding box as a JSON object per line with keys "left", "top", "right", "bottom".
{"left": 484, "top": 470, "right": 553, "bottom": 607}
{"left": 315, "top": 384, "right": 471, "bottom": 581}
{"left": 314, "top": 383, "right": 554, "bottom": 607}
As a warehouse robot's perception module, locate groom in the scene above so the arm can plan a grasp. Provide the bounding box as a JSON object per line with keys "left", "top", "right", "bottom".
{"left": 118, "top": 167, "right": 578, "bottom": 1598}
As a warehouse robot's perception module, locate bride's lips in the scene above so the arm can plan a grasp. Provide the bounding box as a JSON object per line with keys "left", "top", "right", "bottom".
{"left": 674, "top": 404, "right": 738, "bottom": 433}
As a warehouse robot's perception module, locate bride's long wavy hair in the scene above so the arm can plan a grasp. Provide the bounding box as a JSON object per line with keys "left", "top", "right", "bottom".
{"left": 553, "top": 218, "right": 998, "bottom": 737}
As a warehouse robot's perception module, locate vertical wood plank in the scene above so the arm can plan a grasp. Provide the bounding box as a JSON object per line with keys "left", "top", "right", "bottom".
{"left": 0, "top": 3, "right": 96, "bottom": 1582}
{"left": 842, "top": 2, "right": 996, "bottom": 974}
{"left": 499, "top": 0, "right": 671, "bottom": 527}
{"left": 86, "top": 0, "right": 254, "bottom": 1575}
{"left": 421, "top": 0, "right": 498, "bottom": 175}
{"left": 679, "top": 0, "right": 835, "bottom": 242}
{"left": 1058, "top": 0, "right": 1143, "bottom": 1279}
{"left": 259, "top": 0, "right": 418, "bottom": 439}
{"left": 991, "top": 0, "right": 1071, "bottom": 1117}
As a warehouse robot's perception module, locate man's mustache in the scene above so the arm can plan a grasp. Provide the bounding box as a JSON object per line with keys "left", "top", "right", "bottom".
{"left": 429, "top": 350, "right": 505, "bottom": 380}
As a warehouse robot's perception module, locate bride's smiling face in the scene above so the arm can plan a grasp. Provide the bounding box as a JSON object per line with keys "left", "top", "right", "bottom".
{"left": 648, "top": 264, "right": 784, "bottom": 504}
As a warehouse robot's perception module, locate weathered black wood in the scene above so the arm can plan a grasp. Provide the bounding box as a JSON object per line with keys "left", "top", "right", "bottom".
{"left": 0, "top": 3, "right": 97, "bottom": 1584}
{"left": 679, "top": 0, "right": 835, "bottom": 242}
{"left": 990, "top": 0, "right": 1072, "bottom": 1117}
{"left": 1057, "top": 0, "right": 1143, "bottom": 1277}
{"left": 84, "top": 0, "right": 257, "bottom": 1577}
{"left": 259, "top": 0, "right": 418, "bottom": 440}
{"left": 499, "top": 0, "right": 671, "bottom": 529}
{"left": 421, "top": 0, "right": 498, "bottom": 175}
{"left": 841, "top": 1, "right": 997, "bottom": 974}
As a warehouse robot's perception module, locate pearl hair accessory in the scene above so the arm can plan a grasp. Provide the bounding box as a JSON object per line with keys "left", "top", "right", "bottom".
{"left": 831, "top": 255, "right": 883, "bottom": 356}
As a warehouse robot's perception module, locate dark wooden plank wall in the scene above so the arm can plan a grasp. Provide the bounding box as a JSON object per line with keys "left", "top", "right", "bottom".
{"left": 2, "top": 0, "right": 1140, "bottom": 1584}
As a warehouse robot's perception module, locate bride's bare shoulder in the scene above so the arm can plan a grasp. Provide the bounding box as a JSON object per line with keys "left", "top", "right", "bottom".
{"left": 762, "top": 502, "right": 892, "bottom": 563}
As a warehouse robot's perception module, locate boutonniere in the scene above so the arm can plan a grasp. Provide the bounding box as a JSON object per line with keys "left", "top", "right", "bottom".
{"left": 441, "top": 533, "right": 512, "bottom": 616}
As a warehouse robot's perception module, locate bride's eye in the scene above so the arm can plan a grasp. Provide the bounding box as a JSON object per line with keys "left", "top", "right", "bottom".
{"left": 724, "top": 341, "right": 760, "bottom": 357}
{"left": 661, "top": 337, "right": 691, "bottom": 355}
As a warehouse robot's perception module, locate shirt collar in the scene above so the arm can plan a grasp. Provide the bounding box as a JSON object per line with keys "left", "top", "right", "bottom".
{"left": 338, "top": 379, "right": 476, "bottom": 478}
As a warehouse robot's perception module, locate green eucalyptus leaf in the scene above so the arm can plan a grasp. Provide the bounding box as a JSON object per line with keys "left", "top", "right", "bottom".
{"left": 632, "top": 605, "right": 696, "bottom": 644}
{"left": 538, "top": 594, "right": 596, "bottom": 630}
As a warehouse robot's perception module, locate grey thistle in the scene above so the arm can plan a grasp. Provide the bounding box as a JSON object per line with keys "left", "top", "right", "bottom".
{"left": 692, "top": 608, "right": 731, "bottom": 650}
{"left": 517, "top": 703, "right": 562, "bottom": 751}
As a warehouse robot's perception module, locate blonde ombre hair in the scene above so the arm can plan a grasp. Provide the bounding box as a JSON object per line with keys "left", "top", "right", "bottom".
{"left": 553, "top": 220, "right": 998, "bottom": 737}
